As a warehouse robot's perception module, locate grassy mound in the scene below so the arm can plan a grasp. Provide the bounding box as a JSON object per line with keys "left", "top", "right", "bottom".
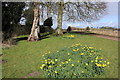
{"left": 40, "top": 43, "right": 110, "bottom": 78}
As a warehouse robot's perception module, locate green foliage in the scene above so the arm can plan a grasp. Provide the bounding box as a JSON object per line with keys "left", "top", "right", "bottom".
{"left": 22, "top": 3, "right": 34, "bottom": 25}
{"left": 40, "top": 43, "right": 110, "bottom": 78}
{"left": 2, "top": 2, "right": 25, "bottom": 40}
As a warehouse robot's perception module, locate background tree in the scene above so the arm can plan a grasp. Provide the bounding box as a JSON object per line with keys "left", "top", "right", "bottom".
{"left": 2, "top": 2, "right": 25, "bottom": 41}
{"left": 55, "top": 1, "right": 107, "bottom": 35}
{"left": 55, "top": 1, "right": 64, "bottom": 35}
{"left": 86, "top": 26, "right": 90, "bottom": 31}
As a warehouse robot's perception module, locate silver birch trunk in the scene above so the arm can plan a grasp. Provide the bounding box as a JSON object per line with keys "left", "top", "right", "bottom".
{"left": 28, "top": 7, "right": 40, "bottom": 41}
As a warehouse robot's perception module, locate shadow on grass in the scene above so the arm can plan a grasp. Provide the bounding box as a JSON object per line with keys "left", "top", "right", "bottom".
{"left": 69, "top": 31, "right": 97, "bottom": 35}
{"left": 15, "top": 32, "right": 52, "bottom": 42}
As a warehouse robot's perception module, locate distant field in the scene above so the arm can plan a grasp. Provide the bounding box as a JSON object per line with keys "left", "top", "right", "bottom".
{"left": 2, "top": 33, "right": 119, "bottom": 78}
{"left": 90, "top": 29, "right": 119, "bottom": 37}
{"left": 68, "top": 29, "right": 119, "bottom": 37}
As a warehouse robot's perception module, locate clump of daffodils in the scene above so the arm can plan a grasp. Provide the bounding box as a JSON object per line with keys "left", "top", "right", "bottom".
{"left": 40, "top": 43, "right": 110, "bottom": 78}
{"left": 62, "top": 35, "right": 75, "bottom": 39}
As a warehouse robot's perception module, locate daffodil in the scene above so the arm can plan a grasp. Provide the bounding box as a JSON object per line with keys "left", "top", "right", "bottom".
{"left": 74, "top": 73, "right": 76, "bottom": 75}
{"left": 90, "top": 53, "right": 92, "bottom": 55}
{"left": 55, "top": 59, "right": 58, "bottom": 61}
{"left": 96, "top": 56, "right": 98, "bottom": 59}
{"left": 82, "top": 48, "right": 84, "bottom": 49}
{"left": 42, "top": 64, "right": 45, "bottom": 67}
{"left": 62, "top": 62, "right": 64, "bottom": 64}
{"left": 107, "top": 62, "right": 110, "bottom": 64}
{"left": 68, "top": 59, "right": 71, "bottom": 61}
{"left": 76, "top": 49, "right": 79, "bottom": 51}
{"left": 48, "top": 59, "right": 50, "bottom": 60}
{"left": 80, "top": 53, "right": 85, "bottom": 55}
{"left": 48, "top": 65, "right": 52, "bottom": 68}
{"left": 89, "top": 47, "right": 94, "bottom": 49}
{"left": 95, "top": 60, "right": 98, "bottom": 62}
{"left": 73, "top": 49, "right": 76, "bottom": 52}
{"left": 100, "top": 57, "right": 103, "bottom": 59}
{"left": 91, "top": 50, "right": 94, "bottom": 52}
{"left": 96, "top": 63, "right": 101, "bottom": 67}
{"left": 71, "top": 64, "right": 74, "bottom": 66}
{"left": 66, "top": 61, "right": 68, "bottom": 63}
{"left": 48, "top": 62, "right": 51, "bottom": 64}
{"left": 68, "top": 53, "right": 70, "bottom": 55}
{"left": 48, "top": 73, "right": 50, "bottom": 75}
{"left": 102, "top": 64, "right": 107, "bottom": 67}
{"left": 91, "top": 61, "right": 94, "bottom": 62}
{"left": 40, "top": 67, "right": 43, "bottom": 69}
{"left": 86, "top": 63, "right": 88, "bottom": 66}
{"left": 52, "top": 61, "right": 55, "bottom": 64}
{"left": 82, "top": 71, "right": 84, "bottom": 73}
{"left": 54, "top": 71, "right": 58, "bottom": 73}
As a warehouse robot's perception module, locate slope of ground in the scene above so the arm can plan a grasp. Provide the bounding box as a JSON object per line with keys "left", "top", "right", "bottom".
{"left": 2, "top": 33, "right": 119, "bottom": 78}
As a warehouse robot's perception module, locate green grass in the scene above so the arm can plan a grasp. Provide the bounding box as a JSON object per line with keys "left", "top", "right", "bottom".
{"left": 2, "top": 33, "right": 118, "bottom": 78}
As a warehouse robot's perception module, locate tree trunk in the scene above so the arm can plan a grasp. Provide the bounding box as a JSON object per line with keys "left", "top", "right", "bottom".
{"left": 55, "top": 1, "right": 64, "bottom": 35}
{"left": 47, "top": 6, "right": 51, "bottom": 18}
{"left": 41, "top": 6, "right": 44, "bottom": 24}
{"left": 28, "top": 7, "right": 40, "bottom": 41}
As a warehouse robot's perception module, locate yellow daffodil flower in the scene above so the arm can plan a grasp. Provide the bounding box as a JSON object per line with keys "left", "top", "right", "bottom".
{"left": 82, "top": 71, "right": 84, "bottom": 73}
{"left": 48, "top": 66, "right": 52, "bottom": 68}
{"left": 40, "top": 67, "right": 43, "bottom": 69}
{"left": 95, "top": 60, "right": 98, "bottom": 62}
{"left": 101, "top": 57, "right": 103, "bottom": 59}
{"left": 66, "top": 61, "right": 68, "bottom": 63}
{"left": 96, "top": 56, "right": 98, "bottom": 59}
{"left": 107, "top": 62, "right": 110, "bottom": 64}
{"left": 91, "top": 50, "right": 94, "bottom": 52}
{"left": 90, "top": 53, "right": 92, "bottom": 55}
{"left": 89, "top": 47, "right": 94, "bottom": 49}
{"left": 86, "top": 63, "right": 88, "bottom": 66}
{"left": 55, "top": 59, "right": 58, "bottom": 61}
{"left": 68, "top": 59, "right": 71, "bottom": 61}
{"left": 42, "top": 64, "right": 45, "bottom": 67}
{"left": 52, "top": 61, "right": 55, "bottom": 64}
{"left": 80, "top": 53, "right": 85, "bottom": 55}
{"left": 71, "top": 64, "right": 74, "bottom": 66}
{"left": 54, "top": 71, "right": 58, "bottom": 73}
{"left": 62, "top": 62, "right": 64, "bottom": 64}
{"left": 68, "top": 53, "right": 70, "bottom": 55}
{"left": 91, "top": 61, "right": 94, "bottom": 62}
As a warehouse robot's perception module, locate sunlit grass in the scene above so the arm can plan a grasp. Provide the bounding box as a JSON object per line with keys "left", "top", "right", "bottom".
{"left": 2, "top": 33, "right": 118, "bottom": 78}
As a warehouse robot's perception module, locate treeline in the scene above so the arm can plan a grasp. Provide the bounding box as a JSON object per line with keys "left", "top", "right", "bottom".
{"left": 2, "top": 1, "right": 107, "bottom": 42}
{"left": 99, "top": 27, "right": 120, "bottom": 30}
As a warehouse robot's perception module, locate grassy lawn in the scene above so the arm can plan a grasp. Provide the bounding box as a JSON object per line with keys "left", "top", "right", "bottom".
{"left": 2, "top": 33, "right": 118, "bottom": 78}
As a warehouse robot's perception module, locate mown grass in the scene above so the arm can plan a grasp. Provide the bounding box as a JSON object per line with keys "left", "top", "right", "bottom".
{"left": 2, "top": 33, "right": 118, "bottom": 78}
